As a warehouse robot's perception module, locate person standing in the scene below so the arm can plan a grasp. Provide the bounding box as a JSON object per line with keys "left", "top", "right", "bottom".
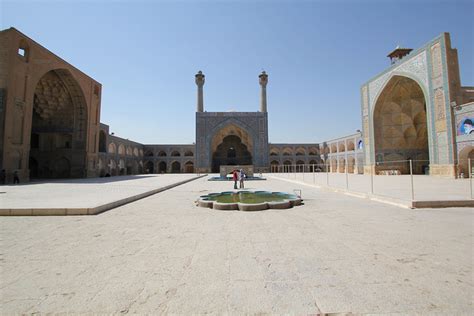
{"left": 13, "top": 171, "right": 20, "bottom": 184}
{"left": 239, "top": 169, "right": 245, "bottom": 189}
{"left": 232, "top": 169, "right": 238, "bottom": 189}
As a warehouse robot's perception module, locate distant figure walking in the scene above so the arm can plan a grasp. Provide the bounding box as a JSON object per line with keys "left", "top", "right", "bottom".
{"left": 0, "top": 169, "right": 5, "bottom": 185}
{"left": 239, "top": 169, "right": 245, "bottom": 189}
{"left": 13, "top": 171, "right": 20, "bottom": 184}
{"left": 232, "top": 170, "right": 238, "bottom": 189}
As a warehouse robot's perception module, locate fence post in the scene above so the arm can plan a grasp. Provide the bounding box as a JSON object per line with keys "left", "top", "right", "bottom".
{"left": 312, "top": 164, "right": 315, "bottom": 184}
{"left": 410, "top": 159, "right": 415, "bottom": 201}
{"left": 370, "top": 165, "right": 374, "bottom": 195}
{"left": 326, "top": 161, "right": 329, "bottom": 186}
{"left": 302, "top": 165, "right": 305, "bottom": 181}
{"left": 345, "top": 164, "right": 349, "bottom": 190}
{"left": 469, "top": 158, "right": 473, "bottom": 200}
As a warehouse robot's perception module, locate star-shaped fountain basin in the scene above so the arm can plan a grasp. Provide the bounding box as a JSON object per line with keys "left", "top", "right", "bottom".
{"left": 197, "top": 190, "right": 302, "bottom": 211}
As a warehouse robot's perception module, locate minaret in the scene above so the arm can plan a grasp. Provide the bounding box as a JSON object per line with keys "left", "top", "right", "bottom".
{"left": 195, "top": 71, "right": 205, "bottom": 112}
{"left": 259, "top": 71, "right": 268, "bottom": 112}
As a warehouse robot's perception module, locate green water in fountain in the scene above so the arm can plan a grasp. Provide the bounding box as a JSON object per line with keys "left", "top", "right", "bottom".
{"left": 204, "top": 191, "right": 298, "bottom": 204}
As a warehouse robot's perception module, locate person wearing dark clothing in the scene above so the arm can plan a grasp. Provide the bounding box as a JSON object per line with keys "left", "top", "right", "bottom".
{"left": 13, "top": 171, "right": 20, "bottom": 184}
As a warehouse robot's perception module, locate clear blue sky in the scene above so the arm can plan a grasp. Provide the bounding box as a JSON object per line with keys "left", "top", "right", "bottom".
{"left": 2, "top": 0, "right": 473, "bottom": 144}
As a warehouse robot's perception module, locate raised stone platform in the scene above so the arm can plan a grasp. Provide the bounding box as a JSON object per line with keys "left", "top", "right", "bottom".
{"left": 220, "top": 165, "right": 254, "bottom": 177}
{"left": 269, "top": 173, "right": 474, "bottom": 209}
{"left": 0, "top": 174, "right": 204, "bottom": 216}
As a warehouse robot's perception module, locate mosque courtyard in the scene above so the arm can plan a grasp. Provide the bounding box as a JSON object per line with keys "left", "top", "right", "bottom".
{"left": 0, "top": 175, "right": 472, "bottom": 314}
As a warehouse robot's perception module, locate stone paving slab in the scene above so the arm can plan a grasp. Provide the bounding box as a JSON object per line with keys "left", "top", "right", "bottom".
{"left": 0, "top": 175, "right": 472, "bottom": 314}
{"left": 0, "top": 174, "right": 202, "bottom": 215}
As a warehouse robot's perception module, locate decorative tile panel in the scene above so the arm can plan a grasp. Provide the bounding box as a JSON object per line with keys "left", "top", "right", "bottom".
{"left": 434, "top": 88, "right": 447, "bottom": 132}
{"left": 362, "top": 85, "right": 369, "bottom": 116}
{"left": 368, "top": 51, "right": 428, "bottom": 110}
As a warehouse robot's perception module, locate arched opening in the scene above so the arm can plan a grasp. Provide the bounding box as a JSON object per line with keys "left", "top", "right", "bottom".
{"left": 283, "top": 160, "right": 293, "bottom": 172}
{"left": 158, "top": 161, "right": 167, "bottom": 173}
{"left": 171, "top": 151, "right": 181, "bottom": 157}
{"left": 330, "top": 158, "right": 337, "bottom": 173}
{"left": 374, "top": 76, "right": 429, "bottom": 174}
{"left": 282, "top": 148, "right": 293, "bottom": 156}
{"left": 347, "top": 141, "right": 355, "bottom": 151}
{"left": 28, "top": 69, "right": 87, "bottom": 179}
{"left": 296, "top": 160, "right": 305, "bottom": 172}
{"left": 295, "top": 148, "right": 306, "bottom": 156}
{"left": 347, "top": 157, "right": 355, "bottom": 173}
{"left": 338, "top": 143, "right": 346, "bottom": 152}
{"left": 119, "top": 159, "right": 125, "bottom": 175}
{"left": 212, "top": 135, "right": 252, "bottom": 173}
{"left": 184, "top": 151, "right": 194, "bottom": 157}
{"left": 118, "top": 144, "right": 125, "bottom": 156}
{"left": 99, "top": 130, "right": 107, "bottom": 153}
{"left": 458, "top": 146, "right": 474, "bottom": 178}
{"left": 145, "top": 161, "right": 154, "bottom": 174}
{"left": 109, "top": 160, "right": 117, "bottom": 176}
{"left": 171, "top": 161, "right": 181, "bottom": 173}
{"left": 108, "top": 143, "right": 116, "bottom": 154}
{"left": 126, "top": 162, "right": 133, "bottom": 175}
{"left": 270, "top": 148, "right": 279, "bottom": 156}
{"left": 210, "top": 123, "right": 254, "bottom": 173}
{"left": 338, "top": 158, "right": 346, "bottom": 173}
{"left": 309, "top": 160, "right": 318, "bottom": 172}
{"left": 184, "top": 161, "right": 194, "bottom": 173}
{"left": 270, "top": 160, "right": 279, "bottom": 172}
{"left": 144, "top": 150, "right": 154, "bottom": 157}
{"left": 158, "top": 151, "right": 167, "bottom": 157}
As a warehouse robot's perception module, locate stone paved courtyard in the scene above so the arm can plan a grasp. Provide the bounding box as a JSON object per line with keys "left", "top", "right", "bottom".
{"left": 0, "top": 175, "right": 473, "bottom": 314}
